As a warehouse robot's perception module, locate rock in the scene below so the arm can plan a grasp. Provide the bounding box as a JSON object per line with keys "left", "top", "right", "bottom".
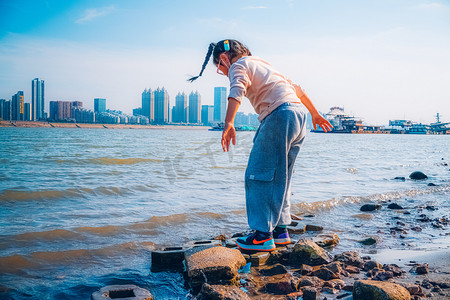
{"left": 373, "top": 271, "right": 394, "bottom": 281}
{"left": 291, "top": 214, "right": 303, "bottom": 220}
{"left": 305, "top": 224, "right": 323, "bottom": 232}
{"left": 367, "top": 267, "right": 382, "bottom": 277}
{"left": 400, "top": 284, "right": 424, "bottom": 296}
{"left": 289, "top": 239, "right": 333, "bottom": 266}
{"left": 409, "top": 171, "right": 428, "bottom": 180}
{"left": 325, "top": 261, "right": 343, "bottom": 274}
{"left": 266, "top": 248, "right": 290, "bottom": 265}
{"left": 304, "top": 214, "right": 315, "bottom": 218}
{"left": 331, "top": 279, "right": 346, "bottom": 289}
{"left": 197, "top": 283, "right": 250, "bottom": 300}
{"left": 314, "top": 233, "right": 340, "bottom": 248}
{"left": 264, "top": 274, "right": 298, "bottom": 295}
{"left": 359, "top": 237, "right": 377, "bottom": 245}
{"left": 293, "top": 264, "right": 313, "bottom": 276}
{"left": 214, "top": 234, "right": 227, "bottom": 242}
{"left": 286, "top": 291, "right": 303, "bottom": 299}
{"left": 185, "top": 247, "right": 246, "bottom": 290}
{"left": 302, "top": 287, "right": 318, "bottom": 300}
{"left": 382, "top": 264, "right": 405, "bottom": 277}
{"left": 352, "top": 213, "right": 374, "bottom": 220}
{"left": 394, "top": 177, "right": 406, "bottom": 181}
{"left": 334, "top": 251, "right": 364, "bottom": 268}
{"left": 287, "top": 221, "right": 306, "bottom": 234}
{"left": 425, "top": 205, "right": 437, "bottom": 211}
{"left": 260, "top": 263, "right": 288, "bottom": 276}
{"left": 360, "top": 204, "right": 382, "bottom": 212}
{"left": 311, "top": 267, "right": 339, "bottom": 281}
{"left": 353, "top": 280, "right": 411, "bottom": 300}
{"left": 91, "top": 285, "right": 153, "bottom": 300}
{"left": 322, "top": 286, "right": 338, "bottom": 294}
{"left": 298, "top": 276, "right": 324, "bottom": 288}
{"left": 249, "top": 252, "right": 270, "bottom": 267}
{"left": 344, "top": 265, "right": 360, "bottom": 274}
{"left": 363, "top": 260, "right": 383, "bottom": 271}
{"left": 387, "top": 203, "right": 404, "bottom": 209}
{"left": 410, "top": 263, "right": 428, "bottom": 274}
{"left": 428, "top": 183, "right": 437, "bottom": 186}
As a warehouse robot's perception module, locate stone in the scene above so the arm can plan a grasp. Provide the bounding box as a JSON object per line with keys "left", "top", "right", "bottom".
{"left": 400, "top": 284, "right": 424, "bottom": 296}
{"left": 291, "top": 214, "right": 303, "bottom": 220}
{"left": 359, "top": 237, "right": 377, "bottom": 245}
{"left": 325, "top": 261, "right": 343, "bottom": 274}
{"left": 287, "top": 221, "right": 306, "bottom": 234}
{"left": 322, "top": 287, "right": 338, "bottom": 294}
{"left": 259, "top": 263, "right": 288, "bottom": 276}
{"left": 344, "top": 265, "right": 360, "bottom": 274}
{"left": 314, "top": 233, "right": 340, "bottom": 248}
{"left": 305, "top": 224, "right": 323, "bottom": 232}
{"left": 185, "top": 247, "right": 246, "bottom": 290}
{"left": 382, "top": 264, "right": 405, "bottom": 277}
{"left": 387, "top": 203, "right": 404, "bottom": 209}
{"left": 363, "top": 260, "right": 383, "bottom": 271}
{"left": 360, "top": 204, "right": 382, "bottom": 211}
{"left": 302, "top": 287, "right": 317, "bottom": 300}
{"left": 250, "top": 252, "right": 270, "bottom": 267}
{"left": 331, "top": 279, "right": 346, "bottom": 289}
{"left": 266, "top": 248, "right": 290, "bottom": 265}
{"left": 294, "top": 264, "right": 313, "bottom": 276}
{"left": 353, "top": 280, "right": 411, "bottom": 300}
{"left": 299, "top": 276, "right": 324, "bottom": 288}
{"left": 334, "top": 251, "right": 364, "bottom": 268}
{"left": 289, "top": 239, "right": 333, "bottom": 266}
{"left": 151, "top": 246, "right": 190, "bottom": 271}
{"left": 286, "top": 291, "right": 303, "bottom": 299}
{"left": 373, "top": 271, "right": 394, "bottom": 281}
{"left": 197, "top": 283, "right": 250, "bottom": 300}
{"left": 91, "top": 285, "right": 153, "bottom": 300}
{"left": 311, "top": 267, "right": 339, "bottom": 281}
{"left": 409, "top": 171, "right": 428, "bottom": 180}
{"left": 428, "top": 183, "right": 437, "bottom": 186}
{"left": 394, "top": 177, "right": 406, "bottom": 181}
{"left": 214, "top": 234, "right": 228, "bottom": 242}
{"left": 410, "top": 263, "right": 428, "bottom": 274}
{"left": 264, "top": 274, "right": 298, "bottom": 295}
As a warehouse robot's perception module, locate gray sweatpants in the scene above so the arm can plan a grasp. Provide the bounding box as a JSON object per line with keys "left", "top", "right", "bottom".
{"left": 245, "top": 102, "right": 307, "bottom": 233}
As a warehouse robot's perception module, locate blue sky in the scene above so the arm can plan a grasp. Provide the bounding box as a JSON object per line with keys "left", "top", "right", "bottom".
{"left": 0, "top": 0, "right": 449, "bottom": 124}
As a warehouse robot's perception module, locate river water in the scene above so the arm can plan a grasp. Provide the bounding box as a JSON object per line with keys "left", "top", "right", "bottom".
{"left": 0, "top": 128, "right": 449, "bottom": 299}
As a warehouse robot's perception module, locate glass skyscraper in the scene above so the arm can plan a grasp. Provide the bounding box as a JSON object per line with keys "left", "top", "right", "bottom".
{"left": 173, "top": 92, "right": 188, "bottom": 123}
{"left": 189, "top": 91, "right": 201, "bottom": 124}
{"left": 11, "top": 91, "right": 24, "bottom": 121}
{"left": 94, "top": 98, "right": 106, "bottom": 113}
{"left": 32, "top": 78, "right": 45, "bottom": 121}
{"left": 154, "top": 87, "right": 170, "bottom": 124}
{"left": 141, "top": 89, "right": 154, "bottom": 122}
{"left": 214, "top": 87, "right": 227, "bottom": 122}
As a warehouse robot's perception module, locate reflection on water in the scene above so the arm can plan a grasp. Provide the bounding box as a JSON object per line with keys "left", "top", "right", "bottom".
{"left": 0, "top": 128, "right": 449, "bottom": 298}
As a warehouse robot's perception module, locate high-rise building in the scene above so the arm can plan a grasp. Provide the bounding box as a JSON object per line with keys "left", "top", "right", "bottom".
{"left": 11, "top": 91, "right": 24, "bottom": 121}
{"left": 0, "top": 99, "right": 5, "bottom": 120}
{"left": 32, "top": 78, "right": 45, "bottom": 121}
{"left": 173, "top": 92, "right": 188, "bottom": 123}
{"left": 49, "top": 101, "right": 73, "bottom": 121}
{"left": 24, "top": 103, "right": 31, "bottom": 121}
{"left": 189, "top": 91, "right": 201, "bottom": 124}
{"left": 214, "top": 87, "right": 227, "bottom": 122}
{"left": 141, "top": 89, "right": 154, "bottom": 122}
{"left": 2, "top": 100, "right": 11, "bottom": 121}
{"left": 154, "top": 87, "right": 170, "bottom": 124}
{"left": 201, "top": 105, "right": 214, "bottom": 126}
{"left": 94, "top": 98, "right": 106, "bottom": 113}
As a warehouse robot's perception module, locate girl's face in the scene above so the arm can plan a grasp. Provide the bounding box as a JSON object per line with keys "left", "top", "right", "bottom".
{"left": 216, "top": 53, "right": 231, "bottom": 77}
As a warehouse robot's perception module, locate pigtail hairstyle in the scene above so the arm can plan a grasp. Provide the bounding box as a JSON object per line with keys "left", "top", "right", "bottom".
{"left": 188, "top": 40, "right": 252, "bottom": 82}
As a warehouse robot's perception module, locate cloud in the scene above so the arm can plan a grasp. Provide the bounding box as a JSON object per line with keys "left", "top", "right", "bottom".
{"left": 241, "top": 6, "right": 267, "bottom": 10}
{"left": 414, "top": 2, "right": 449, "bottom": 10}
{"left": 75, "top": 6, "right": 115, "bottom": 24}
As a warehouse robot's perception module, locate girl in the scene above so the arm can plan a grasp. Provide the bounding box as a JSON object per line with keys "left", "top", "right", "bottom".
{"left": 189, "top": 39, "right": 332, "bottom": 251}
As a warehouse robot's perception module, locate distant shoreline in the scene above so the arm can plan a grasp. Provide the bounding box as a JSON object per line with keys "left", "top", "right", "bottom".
{"left": 0, "top": 120, "right": 210, "bottom": 130}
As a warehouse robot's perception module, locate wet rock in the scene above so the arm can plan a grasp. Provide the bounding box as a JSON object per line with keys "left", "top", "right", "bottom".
{"left": 410, "top": 263, "right": 428, "bottom": 274}
{"left": 394, "top": 176, "right": 406, "bottom": 181}
{"left": 344, "top": 265, "right": 360, "bottom": 274}
{"left": 331, "top": 279, "right": 345, "bottom": 289}
{"left": 302, "top": 287, "right": 318, "bottom": 300}
{"left": 400, "top": 284, "right": 424, "bottom": 296}
{"left": 382, "top": 264, "right": 405, "bottom": 277}
{"left": 298, "top": 276, "right": 324, "bottom": 288}
{"left": 353, "top": 280, "right": 411, "bottom": 300}
{"left": 314, "top": 233, "right": 340, "bottom": 248}
{"left": 417, "top": 214, "right": 431, "bottom": 222}
{"left": 410, "top": 226, "right": 422, "bottom": 232}
{"left": 304, "top": 214, "right": 316, "bottom": 218}
{"left": 249, "top": 252, "right": 270, "bottom": 267}
{"left": 311, "top": 267, "right": 339, "bottom": 281}
{"left": 214, "top": 234, "right": 227, "bottom": 242}
{"left": 287, "top": 221, "right": 306, "bottom": 234}
{"left": 322, "top": 286, "right": 338, "bottom": 294}
{"left": 360, "top": 204, "right": 382, "bottom": 212}
{"left": 431, "top": 286, "right": 443, "bottom": 293}
{"left": 91, "top": 285, "right": 153, "bottom": 300}
{"left": 421, "top": 279, "right": 433, "bottom": 289}
{"left": 289, "top": 239, "right": 333, "bottom": 266}
{"left": 409, "top": 171, "right": 428, "bottom": 180}
{"left": 325, "top": 261, "right": 343, "bottom": 274}
{"left": 334, "top": 251, "right": 364, "bottom": 268}
{"left": 428, "top": 182, "right": 437, "bottom": 186}
{"left": 363, "top": 260, "right": 383, "bottom": 271}
{"left": 359, "top": 237, "right": 377, "bottom": 245}
{"left": 293, "top": 264, "right": 313, "bottom": 276}
{"left": 266, "top": 248, "right": 290, "bottom": 265}
{"left": 387, "top": 203, "right": 404, "bottom": 209}
{"left": 286, "top": 291, "right": 303, "bottom": 299}
{"left": 185, "top": 247, "right": 246, "bottom": 289}
{"left": 373, "top": 271, "right": 394, "bottom": 281}
{"left": 291, "top": 214, "right": 303, "bottom": 220}
{"left": 305, "top": 224, "right": 323, "bottom": 232}
{"left": 264, "top": 274, "right": 298, "bottom": 295}
{"left": 366, "top": 267, "right": 382, "bottom": 277}
{"left": 342, "top": 285, "right": 353, "bottom": 291}
{"left": 197, "top": 283, "right": 250, "bottom": 300}
{"left": 259, "top": 263, "right": 288, "bottom": 276}
{"left": 425, "top": 205, "right": 437, "bottom": 211}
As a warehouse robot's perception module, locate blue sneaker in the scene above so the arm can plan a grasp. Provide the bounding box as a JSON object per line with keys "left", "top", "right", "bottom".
{"left": 235, "top": 231, "right": 276, "bottom": 252}
{"left": 273, "top": 226, "right": 291, "bottom": 245}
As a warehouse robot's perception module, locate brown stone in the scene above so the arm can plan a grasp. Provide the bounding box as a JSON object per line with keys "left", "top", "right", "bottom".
{"left": 259, "top": 263, "right": 288, "bottom": 276}
{"left": 305, "top": 224, "right": 323, "bottom": 232}
{"left": 325, "top": 261, "right": 343, "bottom": 274}
{"left": 345, "top": 265, "right": 361, "bottom": 274}
{"left": 335, "top": 251, "right": 364, "bottom": 268}
{"left": 311, "top": 267, "right": 339, "bottom": 281}
{"left": 264, "top": 274, "right": 299, "bottom": 295}
{"left": 299, "top": 276, "right": 324, "bottom": 288}
{"left": 400, "top": 284, "right": 424, "bottom": 296}
{"left": 373, "top": 271, "right": 394, "bottom": 281}
{"left": 353, "top": 280, "right": 411, "bottom": 300}
{"left": 295, "top": 264, "right": 313, "bottom": 276}
{"left": 197, "top": 283, "right": 250, "bottom": 300}
{"left": 289, "top": 239, "right": 332, "bottom": 266}
{"left": 314, "top": 233, "right": 340, "bottom": 248}
{"left": 302, "top": 287, "right": 318, "bottom": 300}
{"left": 331, "top": 279, "right": 345, "bottom": 289}
{"left": 250, "top": 252, "right": 270, "bottom": 267}
{"left": 382, "top": 264, "right": 405, "bottom": 277}
{"left": 363, "top": 260, "right": 383, "bottom": 271}
{"left": 410, "top": 263, "right": 428, "bottom": 274}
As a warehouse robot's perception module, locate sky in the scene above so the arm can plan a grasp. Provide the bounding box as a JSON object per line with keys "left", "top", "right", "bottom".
{"left": 0, "top": 0, "right": 449, "bottom": 124}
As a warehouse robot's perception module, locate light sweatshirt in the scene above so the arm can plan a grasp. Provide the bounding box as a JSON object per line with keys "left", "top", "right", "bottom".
{"left": 228, "top": 56, "right": 305, "bottom": 122}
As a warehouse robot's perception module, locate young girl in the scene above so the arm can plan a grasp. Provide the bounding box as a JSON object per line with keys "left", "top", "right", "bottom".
{"left": 189, "top": 39, "right": 332, "bottom": 251}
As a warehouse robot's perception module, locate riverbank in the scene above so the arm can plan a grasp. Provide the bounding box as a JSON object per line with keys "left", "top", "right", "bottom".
{"left": 0, "top": 120, "right": 209, "bottom": 129}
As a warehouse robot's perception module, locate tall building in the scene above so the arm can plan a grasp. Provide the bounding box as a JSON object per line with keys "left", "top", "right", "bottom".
{"left": 94, "top": 98, "right": 106, "bottom": 113}
{"left": 31, "top": 78, "right": 45, "bottom": 121}
{"left": 189, "top": 91, "right": 201, "bottom": 124}
{"left": 214, "top": 87, "right": 227, "bottom": 122}
{"left": 201, "top": 105, "right": 214, "bottom": 126}
{"left": 0, "top": 99, "right": 5, "bottom": 120}
{"left": 24, "top": 103, "right": 31, "bottom": 121}
{"left": 173, "top": 92, "right": 188, "bottom": 123}
{"left": 49, "top": 101, "right": 74, "bottom": 121}
{"left": 11, "top": 91, "right": 24, "bottom": 121}
{"left": 154, "top": 87, "right": 170, "bottom": 124}
{"left": 2, "top": 100, "right": 11, "bottom": 121}
{"left": 141, "top": 89, "right": 154, "bottom": 122}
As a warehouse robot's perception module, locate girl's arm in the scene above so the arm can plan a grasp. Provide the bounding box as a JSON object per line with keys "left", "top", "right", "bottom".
{"left": 299, "top": 93, "right": 333, "bottom": 132}
{"left": 221, "top": 97, "right": 240, "bottom": 152}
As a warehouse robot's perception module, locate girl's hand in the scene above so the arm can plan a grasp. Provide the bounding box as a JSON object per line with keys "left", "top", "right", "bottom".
{"left": 312, "top": 114, "right": 333, "bottom": 132}
{"left": 221, "top": 122, "right": 236, "bottom": 152}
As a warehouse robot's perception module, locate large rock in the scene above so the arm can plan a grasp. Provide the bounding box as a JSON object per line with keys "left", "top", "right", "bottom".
{"left": 264, "top": 274, "right": 299, "bottom": 295}
{"left": 289, "top": 239, "right": 332, "bottom": 266}
{"left": 185, "top": 247, "right": 246, "bottom": 290}
{"left": 197, "top": 283, "right": 250, "bottom": 300}
{"left": 409, "top": 171, "right": 428, "bottom": 180}
{"left": 334, "top": 251, "right": 364, "bottom": 268}
{"left": 360, "top": 204, "right": 382, "bottom": 211}
{"left": 353, "top": 280, "right": 411, "bottom": 300}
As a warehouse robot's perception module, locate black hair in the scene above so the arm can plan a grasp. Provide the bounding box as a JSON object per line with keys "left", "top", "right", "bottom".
{"left": 188, "top": 39, "right": 252, "bottom": 82}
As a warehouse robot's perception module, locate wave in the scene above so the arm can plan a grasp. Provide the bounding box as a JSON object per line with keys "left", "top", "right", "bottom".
{"left": 53, "top": 157, "right": 163, "bottom": 165}
{"left": 15, "top": 229, "right": 82, "bottom": 241}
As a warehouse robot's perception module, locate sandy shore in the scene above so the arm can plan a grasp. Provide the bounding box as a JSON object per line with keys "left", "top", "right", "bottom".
{"left": 0, "top": 120, "right": 209, "bottom": 130}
